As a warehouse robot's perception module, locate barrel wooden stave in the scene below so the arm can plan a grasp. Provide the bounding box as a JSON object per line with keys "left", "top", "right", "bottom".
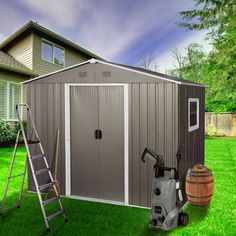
{"left": 185, "top": 166, "right": 214, "bottom": 206}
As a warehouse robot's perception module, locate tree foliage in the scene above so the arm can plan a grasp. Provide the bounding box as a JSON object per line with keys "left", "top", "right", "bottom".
{"left": 173, "top": 0, "right": 236, "bottom": 112}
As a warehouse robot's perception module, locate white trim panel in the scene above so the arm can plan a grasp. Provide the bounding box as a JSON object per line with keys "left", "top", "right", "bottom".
{"left": 67, "top": 195, "right": 150, "bottom": 210}
{"left": 188, "top": 98, "right": 199, "bottom": 132}
{"left": 64, "top": 84, "right": 71, "bottom": 195}
{"left": 22, "top": 60, "right": 89, "bottom": 84}
{"left": 22, "top": 58, "right": 206, "bottom": 87}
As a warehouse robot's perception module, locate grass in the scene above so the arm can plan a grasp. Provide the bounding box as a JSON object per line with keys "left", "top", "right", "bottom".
{"left": 0, "top": 137, "right": 235, "bottom": 235}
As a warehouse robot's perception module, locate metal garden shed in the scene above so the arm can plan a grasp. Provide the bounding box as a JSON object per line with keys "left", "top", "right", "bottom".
{"left": 23, "top": 58, "right": 205, "bottom": 208}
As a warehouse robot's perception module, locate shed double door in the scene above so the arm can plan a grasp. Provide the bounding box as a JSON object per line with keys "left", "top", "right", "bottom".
{"left": 70, "top": 86, "right": 124, "bottom": 202}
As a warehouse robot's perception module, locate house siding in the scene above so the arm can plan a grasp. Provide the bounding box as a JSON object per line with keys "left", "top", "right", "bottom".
{"left": 7, "top": 33, "right": 33, "bottom": 70}
{"left": 32, "top": 34, "right": 90, "bottom": 76}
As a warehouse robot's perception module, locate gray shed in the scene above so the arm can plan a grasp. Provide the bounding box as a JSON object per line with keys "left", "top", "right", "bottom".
{"left": 23, "top": 59, "right": 205, "bottom": 208}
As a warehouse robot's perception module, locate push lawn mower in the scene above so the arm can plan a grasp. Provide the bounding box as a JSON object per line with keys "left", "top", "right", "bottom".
{"left": 141, "top": 147, "right": 189, "bottom": 231}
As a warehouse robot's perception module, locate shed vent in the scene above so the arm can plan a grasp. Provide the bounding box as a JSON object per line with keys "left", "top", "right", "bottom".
{"left": 79, "top": 71, "right": 87, "bottom": 78}
{"left": 102, "top": 71, "right": 111, "bottom": 78}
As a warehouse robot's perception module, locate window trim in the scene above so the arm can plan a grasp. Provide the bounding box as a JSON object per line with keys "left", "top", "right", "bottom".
{"left": 0, "top": 80, "right": 23, "bottom": 122}
{"left": 41, "top": 38, "right": 65, "bottom": 67}
{"left": 188, "top": 98, "right": 199, "bottom": 132}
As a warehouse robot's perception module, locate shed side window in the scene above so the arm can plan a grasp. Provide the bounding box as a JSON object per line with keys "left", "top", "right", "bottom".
{"left": 188, "top": 98, "right": 199, "bottom": 132}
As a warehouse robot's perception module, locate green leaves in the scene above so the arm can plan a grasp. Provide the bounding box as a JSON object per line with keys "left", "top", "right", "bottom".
{"left": 173, "top": 0, "right": 236, "bottom": 112}
{"left": 0, "top": 121, "right": 16, "bottom": 145}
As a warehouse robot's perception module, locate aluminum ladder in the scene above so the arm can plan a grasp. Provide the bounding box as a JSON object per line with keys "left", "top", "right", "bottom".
{"left": 0, "top": 103, "right": 68, "bottom": 231}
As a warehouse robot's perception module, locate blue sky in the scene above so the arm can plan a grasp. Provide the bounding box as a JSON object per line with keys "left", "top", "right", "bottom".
{"left": 0, "top": 0, "right": 211, "bottom": 72}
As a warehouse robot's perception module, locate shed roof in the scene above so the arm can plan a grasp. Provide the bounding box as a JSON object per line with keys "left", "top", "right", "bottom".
{"left": 22, "top": 58, "right": 205, "bottom": 87}
{"left": 0, "top": 51, "right": 37, "bottom": 76}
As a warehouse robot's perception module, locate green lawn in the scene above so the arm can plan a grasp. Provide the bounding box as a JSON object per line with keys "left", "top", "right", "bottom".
{"left": 0, "top": 138, "right": 235, "bottom": 235}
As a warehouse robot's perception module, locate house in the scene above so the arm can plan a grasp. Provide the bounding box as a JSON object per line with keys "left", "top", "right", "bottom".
{"left": 0, "top": 21, "right": 103, "bottom": 123}
{"left": 23, "top": 59, "right": 205, "bottom": 208}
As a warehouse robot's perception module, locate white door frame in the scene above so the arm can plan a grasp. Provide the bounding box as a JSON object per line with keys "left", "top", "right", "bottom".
{"left": 64, "top": 83, "right": 129, "bottom": 205}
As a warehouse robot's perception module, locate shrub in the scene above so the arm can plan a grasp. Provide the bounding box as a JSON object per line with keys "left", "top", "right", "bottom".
{"left": 14, "top": 121, "right": 27, "bottom": 143}
{"left": 0, "top": 120, "right": 16, "bottom": 145}
{"left": 207, "top": 124, "right": 218, "bottom": 136}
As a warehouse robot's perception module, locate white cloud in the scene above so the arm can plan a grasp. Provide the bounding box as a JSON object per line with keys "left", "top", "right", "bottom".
{"left": 16, "top": 0, "right": 87, "bottom": 28}
{"left": 153, "top": 30, "right": 212, "bottom": 73}
{"left": 1, "top": 0, "right": 199, "bottom": 64}
{"left": 75, "top": 0, "right": 194, "bottom": 60}
{"left": 0, "top": 33, "right": 6, "bottom": 43}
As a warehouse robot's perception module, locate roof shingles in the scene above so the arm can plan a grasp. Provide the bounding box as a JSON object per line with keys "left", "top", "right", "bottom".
{"left": 0, "top": 51, "right": 36, "bottom": 76}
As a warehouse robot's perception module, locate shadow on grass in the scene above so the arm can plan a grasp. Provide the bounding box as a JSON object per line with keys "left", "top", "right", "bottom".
{"left": 140, "top": 204, "right": 210, "bottom": 236}
{"left": 184, "top": 203, "right": 210, "bottom": 224}
{"left": 140, "top": 225, "right": 170, "bottom": 236}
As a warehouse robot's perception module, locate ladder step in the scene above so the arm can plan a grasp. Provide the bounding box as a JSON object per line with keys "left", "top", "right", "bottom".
{"left": 38, "top": 182, "right": 55, "bottom": 191}
{"left": 43, "top": 196, "right": 60, "bottom": 206}
{"left": 35, "top": 168, "right": 49, "bottom": 175}
{"left": 27, "top": 140, "right": 40, "bottom": 144}
{"left": 9, "top": 173, "right": 25, "bottom": 179}
{"left": 47, "top": 210, "right": 64, "bottom": 222}
{"left": 31, "top": 154, "right": 45, "bottom": 160}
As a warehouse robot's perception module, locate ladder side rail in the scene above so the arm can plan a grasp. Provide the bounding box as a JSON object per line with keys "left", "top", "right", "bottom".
{"left": 1, "top": 130, "right": 21, "bottom": 212}
{"left": 17, "top": 158, "right": 28, "bottom": 208}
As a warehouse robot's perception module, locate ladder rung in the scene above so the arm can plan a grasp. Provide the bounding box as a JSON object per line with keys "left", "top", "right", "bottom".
{"left": 43, "top": 196, "right": 60, "bottom": 206}
{"left": 9, "top": 173, "right": 25, "bottom": 179}
{"left": 35, "top": 168, "right": 49, "bottom": 175}
{"left": 38, "top": 182, "right": 55, "bottom": 191}
{"left": 27, "top": 140, "right": 40, "bottom": 144}
{"left": 47, "top": 210, "right": 64, "bottom": 222}
{"left": 31, "top": 154, "right": 45, "bottom": 160}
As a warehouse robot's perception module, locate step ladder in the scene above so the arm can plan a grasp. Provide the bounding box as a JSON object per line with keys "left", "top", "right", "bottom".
{"left": 1, "top": 103, "right": 68, "bottom": 231}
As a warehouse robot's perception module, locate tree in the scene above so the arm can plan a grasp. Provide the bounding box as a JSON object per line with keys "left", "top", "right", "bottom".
{"left": 171, "top": 48, "right": 184, "bottom": 79}
{"left": 176, "top": 0, "right": 236, "bottom": 112}
{"left": 140, "top": 53, "right": 155, "bottom": 70}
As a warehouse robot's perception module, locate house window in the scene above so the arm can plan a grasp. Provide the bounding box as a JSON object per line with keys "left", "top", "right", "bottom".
{"left": 54, "top": 45, "right": 64, "bottom": 66}
{"left": 42, "top": 41, "right": 53, "bottom": 63}
{"left": 188, "top": 98, "right": 199, "bottom": 132}
{"left": 0, "top": 80, "right": 22, "bottom": 121}
{"left": 41, "top": 39, "right": 65, "bottom": 66}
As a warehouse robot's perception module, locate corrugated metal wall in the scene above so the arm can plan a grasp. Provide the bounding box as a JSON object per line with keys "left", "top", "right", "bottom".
{"left": 128, "top": 83, "right": 178, "bottom": 207}
{"left": 178, "top": 85, "right": 205, "bottom": 199}
{"left": 27, "top": 83, "right": 66, "bottom": 193}
{"left": 27, "top": 82, "right": 179, "bottom": 207}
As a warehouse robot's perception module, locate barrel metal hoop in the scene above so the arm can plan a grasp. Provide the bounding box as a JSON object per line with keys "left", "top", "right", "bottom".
{"left": 186, "top": 193, "right": 213, "bottom": 199}
{"left": 187, "top": 174, "right": 212, "bottom": 177}
{"left": 186, "top": 180, "right": 214, "bottom": 184}
{"left": 187, "top": 170, "right": 212, "bottom": 175}
{"left": 189, "top": 200, "right": 210, "bottom": 205}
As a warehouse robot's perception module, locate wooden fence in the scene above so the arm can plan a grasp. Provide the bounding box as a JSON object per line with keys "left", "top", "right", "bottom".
{"left": 205, "top": 112, "right": 236, "bottom": 137}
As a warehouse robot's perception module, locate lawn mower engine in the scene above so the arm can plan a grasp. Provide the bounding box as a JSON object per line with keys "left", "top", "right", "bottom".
{"left": 141, "top": 148, "right": 189, "bottom": 231}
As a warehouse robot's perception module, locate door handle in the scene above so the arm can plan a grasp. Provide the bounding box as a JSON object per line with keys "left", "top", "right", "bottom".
{"left": 98, "top": 130, "right": 102, "bottom": 139}
{"left": 94, "top": 130, "right": 102, "bottom": 139}
{"left": 94, "top": 130, "right": 99, "bottom": 139}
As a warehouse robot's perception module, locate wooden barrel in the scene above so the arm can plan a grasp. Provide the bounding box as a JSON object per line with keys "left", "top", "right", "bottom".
{"left": 185, "top": 164, "right": 214, "bottom": 206}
